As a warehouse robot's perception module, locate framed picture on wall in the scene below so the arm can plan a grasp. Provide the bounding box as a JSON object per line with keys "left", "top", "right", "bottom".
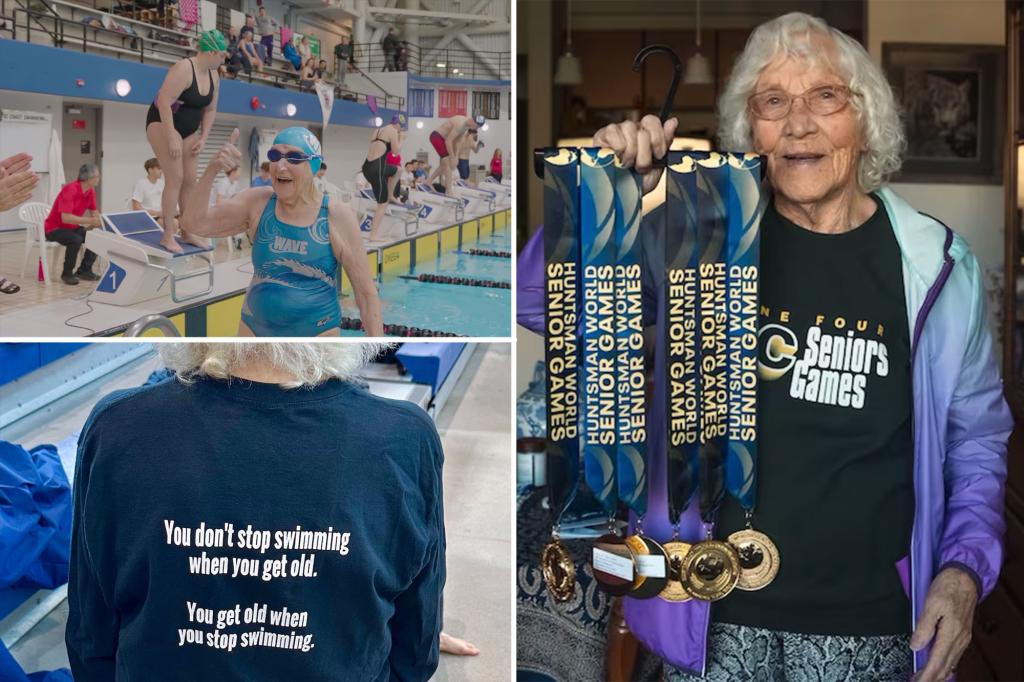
{"left": 882, "top": 43, "right": 1005, "bottom": 184}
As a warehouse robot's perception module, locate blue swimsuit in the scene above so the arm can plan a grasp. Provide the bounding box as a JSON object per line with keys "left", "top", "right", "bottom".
{"left": 241, "top": 194, "right": 341, "bottom": 336}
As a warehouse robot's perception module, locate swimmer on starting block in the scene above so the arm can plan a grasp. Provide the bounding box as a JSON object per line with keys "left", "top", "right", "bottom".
{"left": 145, "top": 29, "right": 226, "bottom": 253}
{"left": 361, "top": 113, "right": 404, "bottom": 243}
{"left": 426, "top": 113, "right": 484, "bottom": 196}
{"left": 182, "top": 126, "right": 384, "bottom": 337}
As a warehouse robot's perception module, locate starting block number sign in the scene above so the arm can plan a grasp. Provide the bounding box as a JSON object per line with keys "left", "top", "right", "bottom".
{"left": 96, "top": 261, "right": 127, "bottom": 294}
{"left": 418, "top": 205, "right": 433, "bottom": 220}
{"left": 359, "top": 215, "right": 372, "bottom": 232}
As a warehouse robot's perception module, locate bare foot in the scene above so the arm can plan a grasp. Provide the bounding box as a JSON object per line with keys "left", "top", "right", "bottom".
{"left": 180, "top": 232, "right": 210, "bottom": 249}
{"left": 160, "top": 236, "right": 184, "bottom": 254}
{"left": 440, "top": 632, "right": 479, "bottom": 656}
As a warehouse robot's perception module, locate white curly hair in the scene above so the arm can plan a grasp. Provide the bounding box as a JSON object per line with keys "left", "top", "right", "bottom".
{"left": 717, "top": 12, "right": 905, "bottom": 193}
{"left": 159, "top": 342, "right": 389, "bottom": 389}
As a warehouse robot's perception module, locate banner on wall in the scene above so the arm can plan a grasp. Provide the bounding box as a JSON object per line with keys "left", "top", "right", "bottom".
{"left": 438, "top": 89, "right": 467, "bottom": 118}
{"left": 314, "top": 81, "right": 334, "bottom": 133}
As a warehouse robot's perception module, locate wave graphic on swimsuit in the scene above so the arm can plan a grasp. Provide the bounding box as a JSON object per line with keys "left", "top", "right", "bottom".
{"left": 274, "top": 258, "right": 336, "bottom": 287}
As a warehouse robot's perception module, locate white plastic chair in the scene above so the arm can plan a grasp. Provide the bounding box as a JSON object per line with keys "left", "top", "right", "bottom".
{"left": 19, "top": 202, "right": 61, "bottom": 285}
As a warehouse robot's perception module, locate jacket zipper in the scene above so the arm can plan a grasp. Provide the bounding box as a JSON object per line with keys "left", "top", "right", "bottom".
{"left": 907, "top": 225, "right": 955, "bottom": 674}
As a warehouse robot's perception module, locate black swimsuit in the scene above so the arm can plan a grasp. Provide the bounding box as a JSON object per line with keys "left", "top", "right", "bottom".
{"left": 145, "top": 59, "right": 215, "bottom": 139}
{"left": 361, "top": 131, "right": 394, "bottom": 205}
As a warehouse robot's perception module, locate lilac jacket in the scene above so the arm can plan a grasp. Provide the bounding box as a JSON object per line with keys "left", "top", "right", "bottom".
{"left": 517, "top": 187, "right": 1012, "bottom": 675}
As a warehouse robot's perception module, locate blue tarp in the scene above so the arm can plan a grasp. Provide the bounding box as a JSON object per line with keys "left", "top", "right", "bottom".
{"left": 0, "top": 442, "right": 72, "bottom": 591}
{"left": 0, "top": 643, "right": 72, "bottom": 682}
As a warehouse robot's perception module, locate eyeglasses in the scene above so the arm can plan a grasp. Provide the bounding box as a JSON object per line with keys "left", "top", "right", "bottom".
{"left": 748, "top": 85, "right": 856, "bottom": 121}
{"left": 267, "top": 149, "right": 318, "bottom": 165}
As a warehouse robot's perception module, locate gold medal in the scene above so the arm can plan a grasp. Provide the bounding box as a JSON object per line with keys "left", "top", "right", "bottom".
{"left": 657, "top": 540, "right": 693, "bottom": 602}
{"left": 624, "top": 534, "right": 668, "bottom": 600}
{"left": 680, "top": 540, "right": 741, "bottom": 601}
{"left": 590, "top": 533, "right": 636, "bottom": 596}
{"left": 728, "top": 528, "right": 780, "bottom": 591}
{"left": 541, "top": 538, "right": 576, "bottom": 602}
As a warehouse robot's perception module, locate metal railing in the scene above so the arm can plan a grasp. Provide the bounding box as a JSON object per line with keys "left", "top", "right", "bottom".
{"left": 350, "top": 42, "right": 510, "bottom": 81}
{"left": 2, "top": 7, "right": 403, "bottom": 109}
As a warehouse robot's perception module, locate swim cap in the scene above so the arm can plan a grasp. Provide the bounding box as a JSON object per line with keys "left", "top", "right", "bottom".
{"left": 474, "top": 113, "right": 486, "bottom": 127}
{"left": 198, "top": 29, "right": 227, "bottom": 53}
{"left": 391, "top": 112, "right": 407, "bottom": 127}
{"left": 273, "top": 126, "right": 323, "bottom": 174}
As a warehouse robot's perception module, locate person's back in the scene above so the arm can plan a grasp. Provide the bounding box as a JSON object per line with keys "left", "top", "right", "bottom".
{"left": 67, "top": 375, "right": 445, "bottom": 682}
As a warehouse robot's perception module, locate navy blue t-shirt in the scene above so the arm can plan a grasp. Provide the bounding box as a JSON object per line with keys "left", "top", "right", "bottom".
{"left": 67, "top": 375, "right": 445, "bottom": 681}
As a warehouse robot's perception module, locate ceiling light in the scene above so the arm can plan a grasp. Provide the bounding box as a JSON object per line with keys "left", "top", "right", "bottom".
{"left": 115, "top": 79, "right": 131, "bottom": 96}
{"left": 553, "top": 0, "right": 582, "bottom": 86}
{"left": 416, "top": 121, "right": 424, "bottom": 129}
{"left": 374, "top": 116, "right": 383, "bottom": 127}
{"left": 286, "top": 103, "right": 297, "bottom": 117}
{"left": 683, "top": 0, "right": 713, "bottom": 85}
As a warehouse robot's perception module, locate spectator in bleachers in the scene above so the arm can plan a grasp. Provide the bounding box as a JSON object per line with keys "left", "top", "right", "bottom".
{"left": 334, "top": 35, "right": 353, "bottom": 84}
{"left": 43, "top": 164, "right": 102, "bottom": 286}
{"left": 316, "top": 59, "right": 329, "bottom": 81}
{"left": 397, "top": 41, "right": 409, "bottom": 71}
{"left": 131, "top": 157, "right": 164, "bottom": 218}
{"left": 381, "top": 28, "right": 398, "bottom": 71}
{"left": 233, "top": 29, "right": 264, "bottom": 75}
{"left": 283, "top": 38, "right": 303, "bottom": 71}
{"left": 400, "top": 160, "right": 416, "bottom": 190}
{"left": 414, "top": 160, "right": 427, "bottom": 180}
{"left": 251, "top": 161, "right": 273, "bottom": 187}
{"left": 256, "top": 6, "right": 278, "bottom": 63}
{"left": 298, "top": 35, "right": 313, "bottom": 72}
{"left": 299, "top": 58, "right": 318, "bottom": 91}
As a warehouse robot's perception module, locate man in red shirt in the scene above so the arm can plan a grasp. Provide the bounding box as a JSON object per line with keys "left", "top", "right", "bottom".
{"left": 45, "top": 164, "right": 103, "bottom": 285}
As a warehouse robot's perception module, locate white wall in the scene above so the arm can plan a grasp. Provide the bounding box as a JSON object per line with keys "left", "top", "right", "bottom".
{"left": 0, "top": 90, "right": 64, "bottom": 230}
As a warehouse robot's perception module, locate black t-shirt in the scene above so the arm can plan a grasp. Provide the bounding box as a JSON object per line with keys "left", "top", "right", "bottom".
{"left": 713, "top": 194, "right": 915, "bottom": 636}
{"left": 67, "top": 376, "right": 445, "bottom": 681}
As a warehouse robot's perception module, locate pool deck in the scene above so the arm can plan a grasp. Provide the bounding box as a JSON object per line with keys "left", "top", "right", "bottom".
{"left": 0, "top": 208, "right": 510, "bottom": 338}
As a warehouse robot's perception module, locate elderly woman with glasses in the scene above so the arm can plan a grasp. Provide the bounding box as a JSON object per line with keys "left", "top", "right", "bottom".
{"left": 182, "top": 126, "right": 383, "bottom": 337}
{"left": 517, "top": 12, "right": 1011, "bottom": 682}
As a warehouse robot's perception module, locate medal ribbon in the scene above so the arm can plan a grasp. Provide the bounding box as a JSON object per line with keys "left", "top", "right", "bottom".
{"left": 694, "top": 154, "right": 729, "bottom": 525}
{"left": 723, "top": 156, "right": 768, "bottom": 512}
{"left": 542, "top": 149, "right": 583, "bottom": 525}
{"left": 579, "top": 148, "right": 618, "bottom": 517}
{"left": 664, "top": 151, "right": 703, "bottom": 528}
{"left": 613, "top": 160, "right": 648, "bottom": 519}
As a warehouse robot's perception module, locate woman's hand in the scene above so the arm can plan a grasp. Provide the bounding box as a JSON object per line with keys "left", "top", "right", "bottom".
{"left": 169, "top": 135, "right": 183, "bottom": 160}
{"left": 191, "top": 136, "right": 206, "bottom": 156}
{"left": 0, "top": 164, "right": 38, "bottom": 212}
{"left": 910, "top": 566, "right": 979, "bottom": 681}
{"left": 593, "top": 114, "right": 678, "bottom": 195}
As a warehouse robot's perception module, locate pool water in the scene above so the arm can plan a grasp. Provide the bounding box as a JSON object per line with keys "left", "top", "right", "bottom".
{"left": 341, "top": 228, "right": 511, "bottom": 337}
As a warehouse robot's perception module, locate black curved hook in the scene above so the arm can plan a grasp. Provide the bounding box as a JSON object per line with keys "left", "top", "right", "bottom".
{"left": 534, "top": 44, "right": 683, "bottom": 179}
{"left": 632, "top": 44, "right": 682, "bottom": 123}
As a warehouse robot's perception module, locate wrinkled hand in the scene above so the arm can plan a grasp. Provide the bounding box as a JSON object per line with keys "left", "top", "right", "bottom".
{"left": 210, "top": 128, "right": 242, "bottom": 173}
{"left": 0, "top": 164, "right": 39, "bottom": 212}
{"left": 911, "top": 567, "right": 978, "bottom": 682}
{"left": 593, "top": 114, "right": 678, "bottom": 195}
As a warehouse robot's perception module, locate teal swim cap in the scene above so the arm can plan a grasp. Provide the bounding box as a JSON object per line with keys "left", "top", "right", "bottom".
{"left": 198, "top": 29, "right": 227, "bottom": 53}
{"left": 273, "top": 126, "right": 323, "bottom": 174}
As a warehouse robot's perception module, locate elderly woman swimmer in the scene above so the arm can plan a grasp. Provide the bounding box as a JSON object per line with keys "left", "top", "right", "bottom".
{"left": 183, "top": 126, "right": 384, "bottom": 337}
{"left": 518, "top": 12, "right": 1011, "bottom": 682}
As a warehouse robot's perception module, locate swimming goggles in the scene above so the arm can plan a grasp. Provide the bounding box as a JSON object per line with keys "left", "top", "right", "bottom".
{"left": 267, "top": 149, "right": 320, "bottom": 165}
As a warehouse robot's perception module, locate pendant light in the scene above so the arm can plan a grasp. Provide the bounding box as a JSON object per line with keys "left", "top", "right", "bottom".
{"left": 554, "top": 0, "right": 583, "bottom": 86}
{"left": 683, "top": 0, "right": 712, "bottom": 85}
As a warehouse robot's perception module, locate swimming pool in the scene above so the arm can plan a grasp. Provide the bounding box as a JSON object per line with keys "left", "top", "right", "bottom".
{"left": 341, "top": 226, "right": 511, "bottom": 337}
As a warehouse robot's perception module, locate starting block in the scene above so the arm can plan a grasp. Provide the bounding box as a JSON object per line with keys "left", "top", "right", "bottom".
{"left": 356, "top": 189, "right": 420, "bottom": 237}
{"left": 85, "top": 211, "right": 214, "bottom": 306}
{"left": 480, "top": 176, "right": 512, "bottom": 206}
{"left": 453, "top": 180, "right": 496, "bottom": 214}
{"left": 411, "top": 183, "right": 466, "bottom": 224}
